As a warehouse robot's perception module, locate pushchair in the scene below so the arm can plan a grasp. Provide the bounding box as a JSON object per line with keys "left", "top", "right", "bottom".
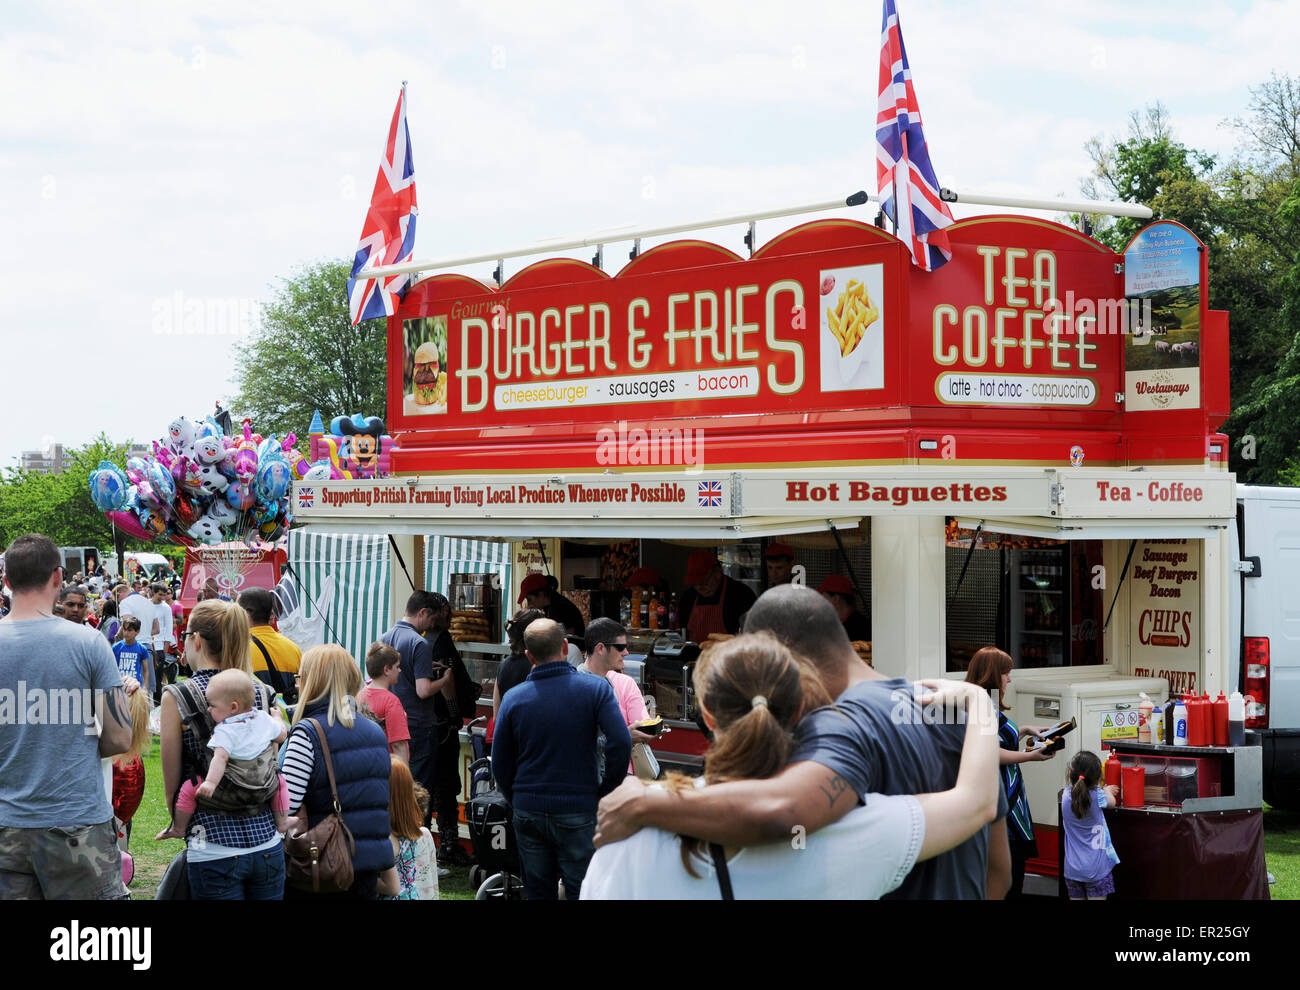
{"left": 465, "top": 754, "right": 525, "bottom": 900}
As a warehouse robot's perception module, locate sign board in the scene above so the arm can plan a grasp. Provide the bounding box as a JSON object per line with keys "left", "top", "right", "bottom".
{"left": 1099, "top": 708, "right": 1141, "bottom": 742}
{"left": 511, "top": 538, "right": 559, "bottom": 610}
{"left": 295, "top": 475, "right": 736, "bottom": 520}
{"left": 740, "top": 471, "right": 1057, "bottom": 517}
{"left": 383, "top": 217, "right": 1222, "bottom": 474}
{"left": 1123, "top": 222, "right": 1205, "bottom": 412}
{"left": 1056, "top": 471, "right": 1235, "bottom": 519}
{"left": 1128, "top": 539, "right": 1202, "bottom": 694}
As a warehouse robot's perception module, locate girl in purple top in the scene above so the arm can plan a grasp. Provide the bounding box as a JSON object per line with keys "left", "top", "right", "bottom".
{"left": 1060, "top": 751, "right": 1120, "bottom": 900}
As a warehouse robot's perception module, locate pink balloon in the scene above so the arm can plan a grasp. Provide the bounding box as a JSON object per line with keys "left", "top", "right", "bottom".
{"left": 106, "top": 510, "right": 154, "bottom": 541}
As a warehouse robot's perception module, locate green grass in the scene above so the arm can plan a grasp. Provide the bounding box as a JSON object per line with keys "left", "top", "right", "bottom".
{"left": 1124, "top": 327, "right": 1201, "bottom": 371}
{"left": 1263, "top": 804, "right": 1300, "bottom": 900}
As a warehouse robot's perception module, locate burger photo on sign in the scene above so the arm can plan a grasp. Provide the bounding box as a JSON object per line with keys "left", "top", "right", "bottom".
{"left": 403, "top": 315, "right": 449, "bottom": 416}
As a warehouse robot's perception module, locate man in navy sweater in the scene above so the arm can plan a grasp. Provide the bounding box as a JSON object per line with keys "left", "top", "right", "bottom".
{"left": 493, "top": 618, "right": 631, "bottom": 900}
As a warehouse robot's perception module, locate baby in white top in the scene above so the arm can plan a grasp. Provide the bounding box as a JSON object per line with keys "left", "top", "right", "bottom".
{"left": 159, "top": 669, "right": 290, "bottom": 840}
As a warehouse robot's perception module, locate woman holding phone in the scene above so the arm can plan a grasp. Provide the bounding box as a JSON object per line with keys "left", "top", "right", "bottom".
{"left": 964, "top": 646, "right": 1058, "bottom": 898}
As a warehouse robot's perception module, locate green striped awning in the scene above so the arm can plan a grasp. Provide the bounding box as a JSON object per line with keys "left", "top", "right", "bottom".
{"left": 425, "top": 536, "right": 512, "bottom": 606}
{"left": 286, "top": 531, "right": 391, "bottom": 668}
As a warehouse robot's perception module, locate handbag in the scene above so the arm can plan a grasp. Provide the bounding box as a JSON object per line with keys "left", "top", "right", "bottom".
{"left": 709, "top": 843, "right": 735, "bottom": 900}
{"left": 284, "top": 718, "right": 356, "bottom": 894}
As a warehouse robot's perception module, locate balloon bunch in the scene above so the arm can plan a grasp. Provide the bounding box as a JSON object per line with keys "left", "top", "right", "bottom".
{"left": 89, "top": 415, "right": 310, "bottom": 547}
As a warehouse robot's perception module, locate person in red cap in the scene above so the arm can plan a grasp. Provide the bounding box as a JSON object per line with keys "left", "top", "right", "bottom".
{"left": 819, "top": 574, "right": 871, "bottom": 642}
{"left": 518, "top": 572, "right": 586, "bottom": 637}
{"left": 625, "top": 566, "right": 662, "bottom": 592}
{"left": 763, "top": 542, "right": 796, "bottom": 587}
{"left": 679, "top": 550, "right": 755, "bottom": 641}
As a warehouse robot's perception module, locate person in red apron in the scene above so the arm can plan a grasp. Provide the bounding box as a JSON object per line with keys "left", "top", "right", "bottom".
{"left": 681, "top": 550, "right": 756, "bottom": 642}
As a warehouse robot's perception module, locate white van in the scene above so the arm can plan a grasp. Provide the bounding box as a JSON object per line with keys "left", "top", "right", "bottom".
{"left": 102, "top": 552, "right": 174, "bottom": 583}
{"left": 1229, "top": 485, "right": 1300, "bottom": 808}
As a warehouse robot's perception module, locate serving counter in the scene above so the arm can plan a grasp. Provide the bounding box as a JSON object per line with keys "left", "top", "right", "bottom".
{"left": 1057, "top": 741, "right": 1269, "bottom": 899}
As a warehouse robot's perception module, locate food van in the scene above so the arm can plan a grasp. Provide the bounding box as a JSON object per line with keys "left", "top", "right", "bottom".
{"left": 294, "top": 211, "right": 1263, "bottom": 894}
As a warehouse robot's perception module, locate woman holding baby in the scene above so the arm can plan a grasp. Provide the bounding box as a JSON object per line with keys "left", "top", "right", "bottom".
{"left": 158, "top": 600, "right": 287, "bottom": 900}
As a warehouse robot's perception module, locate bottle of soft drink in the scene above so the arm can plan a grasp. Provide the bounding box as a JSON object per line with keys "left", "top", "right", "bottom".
{"left": 668, "top": 592, "right": 679, "bottom": 630}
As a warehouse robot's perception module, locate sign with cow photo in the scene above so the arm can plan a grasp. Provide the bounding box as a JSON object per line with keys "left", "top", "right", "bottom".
{"left": 1123, "top": 222, "right": 1204, "bottom": 411}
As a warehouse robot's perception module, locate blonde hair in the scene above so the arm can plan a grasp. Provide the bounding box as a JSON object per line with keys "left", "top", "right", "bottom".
{"left": 291, "top": 644, "right": 362, "bottom": 729}
{"left": 115, "top": 690, "right": 152, "bottom": 766}
{"left": 388, "top": 756, "right": 424, "bottom": 841}
{"left": 186, "top": 600, "right": 253, "bottom": 675}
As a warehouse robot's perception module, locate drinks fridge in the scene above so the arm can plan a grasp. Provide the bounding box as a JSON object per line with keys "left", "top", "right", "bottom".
{"left": 1006, "top": 546, "right": 1069, "bottom": 668}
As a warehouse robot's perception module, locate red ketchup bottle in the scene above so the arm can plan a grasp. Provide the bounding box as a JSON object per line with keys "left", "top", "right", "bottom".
{"left": 1213, "top": 691, "right": 1230, "bottom": 746}
{"left": 1121, "top": 765, "right": 1146, "bottom": 808}
{"left": 1199, "top": 693, "right": 1214, "bottom": 746}
{"left": 1184, "top": 693, "right": 1198, "bottom": 746}
{"left": 1104, "top": 751, "right": 1122, "bottom": 790}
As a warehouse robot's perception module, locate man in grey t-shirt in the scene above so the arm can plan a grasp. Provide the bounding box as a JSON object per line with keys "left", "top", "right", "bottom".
{"left": 0, "top": 534, "right": 138, "bottom": 899}
{"left": 595, "top": 584, "right": 1011, "bottom": 899}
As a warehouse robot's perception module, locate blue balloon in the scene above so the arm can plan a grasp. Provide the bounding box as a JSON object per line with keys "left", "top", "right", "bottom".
{"left": 88, "top": 460, "right": 130, "bottom": 513}
{"left": 257, "top": 436, "right": 283, "bottom": 465}
{"left": 255, "top": 457, "right": 293, "bottom": 502}
{"left": 146, "top": 458, "right": 176, "bottom": 504}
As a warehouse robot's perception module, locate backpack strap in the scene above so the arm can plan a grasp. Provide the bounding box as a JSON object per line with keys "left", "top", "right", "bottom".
{"left": 250, "top": 635, "right": 288, "bottom": 698}
{"left": 165, "top": 678, "right": 214, "bottom": 745}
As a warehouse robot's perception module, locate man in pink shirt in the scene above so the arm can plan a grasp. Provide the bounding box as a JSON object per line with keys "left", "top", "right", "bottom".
{"left": 359, "top": 643, "right": 412, "bottom": 764}
{"left": 581, "top": 619, "right": 655, "bottom": 774}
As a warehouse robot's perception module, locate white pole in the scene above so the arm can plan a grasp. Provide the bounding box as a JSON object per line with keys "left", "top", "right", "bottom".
{"left": 353, "top": 188, "right": 1154, "bottom": 281}
{"left": 939, "top": 188, "right": 1153, "bottom": 219}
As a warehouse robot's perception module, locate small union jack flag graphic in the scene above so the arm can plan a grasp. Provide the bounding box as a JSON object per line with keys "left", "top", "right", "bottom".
{"left": 298, "top": 488, "right": 314, "bottom": 509}
{"left": 698, "top": 480, "right": 723, "bottom": 508}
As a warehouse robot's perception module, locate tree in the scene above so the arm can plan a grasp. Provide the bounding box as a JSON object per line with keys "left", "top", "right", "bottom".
{"left": 1081, "top": 103, "right": 1217, "bottom": 250}
{"left": 1218, "top": 75, "right": 1300, "bottom": 482}
{"left": 1239, "top": 177, "right": 1300, "bottom": 483}
{"left": 232, "top": 259, "right": 388, "bottom": 441}
{"left": 1080, "top": 87, "right": 1300, "bottom": 483}
{"left": 0, "top": 435, "right": 155, "bottom": 552}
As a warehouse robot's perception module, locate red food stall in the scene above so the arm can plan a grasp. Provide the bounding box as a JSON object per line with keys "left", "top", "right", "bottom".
{"left": 293, "top": 212, "right": 1262, "bottom": 895}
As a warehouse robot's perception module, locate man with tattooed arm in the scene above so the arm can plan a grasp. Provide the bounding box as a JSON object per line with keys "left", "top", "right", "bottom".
{"left": 0, "top": 534, "right": 140, "bottom": 899}
{"left": 597, "top": 584, "right": 1010, "bottom": 899}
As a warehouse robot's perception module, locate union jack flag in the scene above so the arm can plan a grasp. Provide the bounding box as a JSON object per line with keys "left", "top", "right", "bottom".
{"left": 347, "top": 86, "right": 418, "bottom": 325}
{"left": 698, "top": 480, "right": 723, "bottom": 508}
{"left": 298, "top": 488, "right": 314, "bottom": 509}
{"left": 876, "top": 0, "right": 953, "bottom": 272}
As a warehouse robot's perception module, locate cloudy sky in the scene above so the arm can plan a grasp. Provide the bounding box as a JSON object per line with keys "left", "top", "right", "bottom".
{"left": 2, "top": 0, "right": 1294, "bottom": 471}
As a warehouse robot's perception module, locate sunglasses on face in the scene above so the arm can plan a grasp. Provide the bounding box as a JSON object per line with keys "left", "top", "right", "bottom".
{"left": 608, "top": 642, "right": 630, "bottom": 652}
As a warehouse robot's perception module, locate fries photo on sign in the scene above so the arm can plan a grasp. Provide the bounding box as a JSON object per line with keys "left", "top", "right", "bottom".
{"left": 826, "top": 279, "right": 880, "bottom": 358}
{"left": 819, "top": 263, "right": 885, "bottom": 393}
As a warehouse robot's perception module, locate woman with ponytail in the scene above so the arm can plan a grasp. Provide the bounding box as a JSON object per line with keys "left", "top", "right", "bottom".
{"left": 157, "top": 599, "right": 286, "bottom": 899}
{"left": 1061, "top": 751, "right": 1120, "bottom": 900}
{"left": 583, "top": 633, "right": 1002, "bottom": 899}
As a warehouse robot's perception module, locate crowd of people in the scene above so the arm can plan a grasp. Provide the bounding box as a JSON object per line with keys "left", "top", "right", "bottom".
{"left": 0, "top": 530, "right": 1117, "bottom": 901}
